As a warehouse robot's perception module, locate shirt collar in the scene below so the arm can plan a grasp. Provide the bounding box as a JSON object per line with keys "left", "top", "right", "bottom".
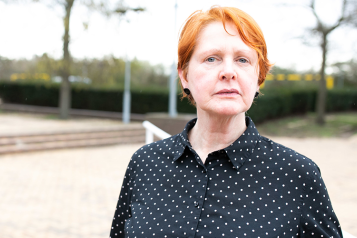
{"left": 174, "top": 117, "right": 260, "bottom": 170}
{"left": 172, "top": 118, "right": 197, "bottom": 161}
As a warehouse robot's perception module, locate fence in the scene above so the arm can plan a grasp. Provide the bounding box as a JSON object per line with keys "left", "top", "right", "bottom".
{"left": 261, "top": 74, "right": 334, "bottom": 89}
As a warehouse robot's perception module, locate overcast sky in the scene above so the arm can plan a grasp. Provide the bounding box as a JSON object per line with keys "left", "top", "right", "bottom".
{"left": 0, "top": 0, "right": 356, "bottom": 73}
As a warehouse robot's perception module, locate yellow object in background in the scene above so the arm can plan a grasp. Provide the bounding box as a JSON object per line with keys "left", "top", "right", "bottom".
{"left": 265, "top": 74, "right": 274, "bottom": 81}
{"left": 260, "top": 74, "right": 335, "bottom": 90}
{"left": 10, "top": 74, "right": 17, "bottom": 81}
{"left": 41, "top": 73, "right": 50, "bottom": 81}
{"left": 287, "top": 74, "right": 301, "bottom": 81}
{"left": 277, "top": 74, "right": 285, "bottom": 81}
{"left": 304, "top": 74, "right": 314, "bottom": 81}
{"left": 260, "top": 81, "right": 265, "bottom": 89}
{"left": 326, "top": 76, "right": 334, "bottom": 90}
{"left": 9, "top": 73, "right": 50, "bottom": 81}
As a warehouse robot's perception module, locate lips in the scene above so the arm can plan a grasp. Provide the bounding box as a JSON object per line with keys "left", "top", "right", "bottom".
{"left": 215, "top": 89, "right": 240, "bottom": 95}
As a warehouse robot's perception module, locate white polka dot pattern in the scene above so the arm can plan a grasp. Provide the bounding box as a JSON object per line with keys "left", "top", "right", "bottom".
{"left": 110, "top": 117, "right": 342, "bottom": 238}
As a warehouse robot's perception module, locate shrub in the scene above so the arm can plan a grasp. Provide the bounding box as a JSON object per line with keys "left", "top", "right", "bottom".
{"left": 247, "top": 89, "right": 317, "bottom": 123}
{"left": 0, "top": 82, "right": 196, "bottom": 114}
{"left": 0, "top": 82, "right": 356, "bottom": 123}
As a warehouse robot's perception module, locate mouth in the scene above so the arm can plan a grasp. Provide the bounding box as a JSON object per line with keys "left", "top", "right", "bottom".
{"left": 215, "top": 89, "right": 240, "bottom": 96}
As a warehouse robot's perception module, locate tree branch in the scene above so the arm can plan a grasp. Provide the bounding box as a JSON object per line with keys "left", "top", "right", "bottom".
{"left": 309, "top": 0, "right": 325, "bottom": 33}
{"left": 309, "top": 0, "right": 322, "bottom": 25}
{"left": 113, "top": 6, "right": 144, "bottom": 15}
{"left": 327, "top": 0, "right": 348, "bottom": 33}
{"left": 79, "top": 0, "right": 144, "bottom": 17}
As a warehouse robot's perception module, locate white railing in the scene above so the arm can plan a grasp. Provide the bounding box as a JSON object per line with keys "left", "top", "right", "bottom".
{"left": 344, "top": 230, "right": 356, "bottom": 238}
{"left": 142, "top": 121, "right": 171, "bottom": 144}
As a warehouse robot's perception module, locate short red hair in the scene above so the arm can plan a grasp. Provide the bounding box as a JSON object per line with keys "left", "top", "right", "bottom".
{"left": 177, "top": 6, "right": 273, "bottom": 104}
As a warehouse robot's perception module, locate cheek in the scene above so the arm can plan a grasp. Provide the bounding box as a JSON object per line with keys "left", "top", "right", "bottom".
{"left": 241, "top": 74, "right": 259, "bottom": 94}
{"left": 188, "top": 69, "right": 213, "bottom": 93}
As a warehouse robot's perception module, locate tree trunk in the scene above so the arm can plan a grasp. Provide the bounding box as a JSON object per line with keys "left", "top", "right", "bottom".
{"left": 59, "top": 0, "right": 74, "bottom": 119}
{"left": 315, "top": 33, "right": 328, "bottom": 125}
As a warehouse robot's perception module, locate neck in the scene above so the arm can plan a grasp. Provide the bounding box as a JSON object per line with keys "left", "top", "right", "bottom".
{"left": 188, "top": 110, "right": 247, "bottom": 163}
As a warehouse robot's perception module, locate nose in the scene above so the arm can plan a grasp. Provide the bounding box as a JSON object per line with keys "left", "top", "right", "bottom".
{"left": 219, "top": 61, "right": 237, "bottom": 81}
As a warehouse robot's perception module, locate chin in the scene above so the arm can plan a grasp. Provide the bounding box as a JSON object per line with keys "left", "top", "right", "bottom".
{"left": 211, "top": 104, "right": 248, "bottom": 117}
{"left": 198, "top": 100, "right": 251, "bottom": 117}
{"left": 216, "top": 108, "right": 244, "bottom": 116}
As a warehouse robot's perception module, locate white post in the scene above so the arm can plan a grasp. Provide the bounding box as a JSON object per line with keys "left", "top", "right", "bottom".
{"left": 123, "top": 58, "right": 131, "bottom": 124}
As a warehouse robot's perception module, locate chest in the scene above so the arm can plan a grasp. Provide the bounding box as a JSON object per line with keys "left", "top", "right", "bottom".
{"left": 125, "top": 155, "right": 304, "bottom": 237}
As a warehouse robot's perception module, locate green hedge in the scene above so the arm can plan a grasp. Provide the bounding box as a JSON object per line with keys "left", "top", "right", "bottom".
{"left": 0, "top": 82, "right": 196, "bottom": 114}
{"left": 0, "top": 82, "right": 356, "bottom": 123}
{"left": 325, "top": 89, "right": 357, "bottom": 112}
{"left": 247, "top": 89, "right": 317, "bottom": 123}
{"left": 0, "top": 83, "right": 59, "bottom": 107}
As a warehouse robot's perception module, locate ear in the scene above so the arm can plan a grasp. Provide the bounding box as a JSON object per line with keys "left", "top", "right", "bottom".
{"left": 178, "top": 68, "right": 188, "bottom": 89}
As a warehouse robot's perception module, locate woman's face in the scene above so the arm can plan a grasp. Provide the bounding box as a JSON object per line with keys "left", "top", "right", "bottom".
{"left": 179, "top": 21, "right": 260, "bottom": 117}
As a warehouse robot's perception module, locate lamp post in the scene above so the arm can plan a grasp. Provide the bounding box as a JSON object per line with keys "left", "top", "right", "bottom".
{"left": 122, "top": 57, "right": 131, "bottom": 124}
{"left": 168, "top": 0, "right": 178, "bottom": 118}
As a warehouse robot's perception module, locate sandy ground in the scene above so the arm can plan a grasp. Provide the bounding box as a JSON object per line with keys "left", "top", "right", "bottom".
{"left": 0, "top": 113, "right": 140, "bottom": 136}
{"left": 0, "top": 113, "right": 356, "bottom": 237}
{"left": 0, "top": 144, "right": 143, "bottom": 238}
{"left": 0, "top": 137, "right": 356, "bottom": 238}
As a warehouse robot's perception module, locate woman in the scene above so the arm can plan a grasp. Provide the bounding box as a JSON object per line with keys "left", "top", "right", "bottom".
{"left": 110, "top": 6, "right": 342, "bottom": 238}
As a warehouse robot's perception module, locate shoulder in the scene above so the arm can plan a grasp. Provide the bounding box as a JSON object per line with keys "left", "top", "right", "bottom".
{"left": 256, "top": 135, "right": 321, "bottom": 176}
{"left": 131, "top": 134, "right": 183, "bottom": 162}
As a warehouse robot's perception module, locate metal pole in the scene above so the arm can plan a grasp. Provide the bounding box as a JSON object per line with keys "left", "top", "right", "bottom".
{"left": 123, "top": 58, "right": 131, "bottom": 124}
{"left": 169, "top": 62, "right": 178, "bottom": 117}
{"left": 169, "top": 0, "right": 178, "bottom": 118}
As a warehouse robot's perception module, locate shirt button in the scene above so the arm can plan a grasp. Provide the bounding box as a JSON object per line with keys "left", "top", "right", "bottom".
{"left": 194, "top": 201, "right": 199, "bottom": 207}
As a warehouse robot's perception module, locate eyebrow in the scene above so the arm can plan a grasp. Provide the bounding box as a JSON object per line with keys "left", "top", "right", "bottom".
{"left": 197, "top": 48, "right": 223, "bottom": 58}
{"left": 197, "top": 48, "right": 256, "bottom": 58}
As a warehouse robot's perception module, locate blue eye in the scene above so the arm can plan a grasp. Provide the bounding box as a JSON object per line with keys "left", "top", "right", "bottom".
{"left": 207, "top": 57, "right": 215, "bottom": 62}
{"left": 238, "top": 58, "right": 248, "bottom": 63}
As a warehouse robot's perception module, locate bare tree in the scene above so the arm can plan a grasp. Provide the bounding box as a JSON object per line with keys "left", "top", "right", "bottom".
{"left": 2, "top": 0, "right": 144, "bottom": 119}
{"left": 58, "top": 0, "right": 74, "bottom": 119}
{"left": 307, "top": 0, "right": 357, "bottom": 125}
{"left": 35, "top": 0, "right": 144, "bottom": 119}
{"left": 2, "top": 0, "right": 143, "bottom": 119}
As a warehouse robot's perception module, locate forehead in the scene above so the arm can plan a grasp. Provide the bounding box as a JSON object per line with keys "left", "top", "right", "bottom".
{"left": 194, "top": 21, "right": 254, "bottom": 54}
{"left": 200, "top": 21, "right": 239, "bottom": 38}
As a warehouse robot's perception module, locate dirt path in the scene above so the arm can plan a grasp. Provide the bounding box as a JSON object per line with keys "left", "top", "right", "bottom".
{"left": 0, "top": 113, "right": 138, "bottom": 136}
{"left": 0, "top": 144, "right": 143, "bottom": 238}
{"left": 0, "top": 136, "right": 356, "bottom": 238}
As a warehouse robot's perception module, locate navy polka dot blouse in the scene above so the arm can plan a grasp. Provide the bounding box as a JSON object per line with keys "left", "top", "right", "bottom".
{"left": 110, "top": 117, "right": 342, "bottom": 238}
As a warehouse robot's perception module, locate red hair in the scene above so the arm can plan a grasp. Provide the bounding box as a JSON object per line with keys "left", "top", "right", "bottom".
{"left": 177, "top": 6, "right": 273, "bottom": 104}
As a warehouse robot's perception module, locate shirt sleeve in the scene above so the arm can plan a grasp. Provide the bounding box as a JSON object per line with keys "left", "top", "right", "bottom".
{"left": 109, "top": 157, "right": 136, "bottom": 238}
{"left": 299, "top": 163, "right": 343, "bottom": 238}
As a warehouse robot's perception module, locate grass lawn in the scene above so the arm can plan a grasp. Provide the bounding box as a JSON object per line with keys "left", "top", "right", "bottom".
{"left": 256, "top": 112, "right": 357, "bottom": 138}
